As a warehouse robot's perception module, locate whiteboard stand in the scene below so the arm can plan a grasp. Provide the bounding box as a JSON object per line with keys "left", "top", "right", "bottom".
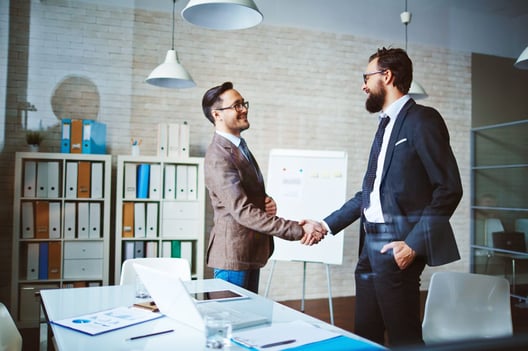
{"left": 264, "top": 260, "right": 334, "bottom": 325}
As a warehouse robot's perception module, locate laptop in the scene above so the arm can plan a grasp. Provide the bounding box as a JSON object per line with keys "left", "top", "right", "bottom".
{"left": 133, "top": 263, "right": 269, "bottom": 331}
{"left": 492, "top": 231, "right": 526, "bottom": 252}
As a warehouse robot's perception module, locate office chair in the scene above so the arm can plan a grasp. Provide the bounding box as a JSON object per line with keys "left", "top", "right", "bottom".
{"left": 422, "top": 271, "right": 512, "bottom": 344}
{"left": 119, "top": 257, "right": 191, "bottom": 286}
{"left": 0, "top": 302, "right": 22, "bottom": 351}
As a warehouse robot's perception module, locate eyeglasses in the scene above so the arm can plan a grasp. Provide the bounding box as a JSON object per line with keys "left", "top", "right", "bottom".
{"left": 363, "top": 70, "right": 386, "bottom": 84}
{"left": 215, "top": 101, "right": 249, "bottom": 113}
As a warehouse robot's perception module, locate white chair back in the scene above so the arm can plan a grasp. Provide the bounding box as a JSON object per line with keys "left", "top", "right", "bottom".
{"left": 0, "top": 302, "right": 22, "bottom": 351}
{"left": 120, "top": 257, "right": 191, "bottom": 286}
{"left": 422, "top": 271, "right": 512, "bottom": 344}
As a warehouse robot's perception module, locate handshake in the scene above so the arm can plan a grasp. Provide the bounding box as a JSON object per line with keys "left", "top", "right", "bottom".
{"left": 298, "top": 219, "right": 327, "bottom": 246}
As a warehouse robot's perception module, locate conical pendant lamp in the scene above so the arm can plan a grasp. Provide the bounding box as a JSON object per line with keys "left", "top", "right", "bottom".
{"left": 181, "top": 0, "right": 263, "bottom": 30}
{"left": 514, "top": 46, "right": 528, "bottom": 70}
{"left": 146, "top": 0, "right": 196, "bottom": 89}
{"left": 400, "top": 1, "right": 428, "bottom": 99}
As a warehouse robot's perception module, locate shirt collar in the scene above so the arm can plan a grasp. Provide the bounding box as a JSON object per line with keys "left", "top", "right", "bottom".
{"left": 381, "top": 94, "right": 411, "bottom": 120}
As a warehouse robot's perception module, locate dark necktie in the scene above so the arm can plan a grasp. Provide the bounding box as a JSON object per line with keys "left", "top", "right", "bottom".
{"left": 239, "top": 138, "right": 263, "bottom": 182}
{"left": 362, "top": 115, "right": 390, "bottom": 210}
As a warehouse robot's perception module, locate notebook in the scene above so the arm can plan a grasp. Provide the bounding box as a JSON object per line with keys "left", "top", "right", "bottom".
{"left": 492, "top": 231, "right": 526, "bottom": 252}
{"left": 133, "top": 263, "right": 269, "bottom": 331}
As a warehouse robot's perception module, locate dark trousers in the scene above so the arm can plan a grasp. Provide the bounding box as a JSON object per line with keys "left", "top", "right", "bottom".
{"left": 354, "top": 229, "right": 426, "bottom": 347}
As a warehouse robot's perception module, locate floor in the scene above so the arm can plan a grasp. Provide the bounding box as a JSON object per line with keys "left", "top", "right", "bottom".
{"left": 20, "top": 291, "right": 528, "bottom": 351}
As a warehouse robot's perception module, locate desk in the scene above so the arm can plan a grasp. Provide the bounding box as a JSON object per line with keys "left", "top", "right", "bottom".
{"left": 41, "top": 279, "right": 381, "bottom": 351}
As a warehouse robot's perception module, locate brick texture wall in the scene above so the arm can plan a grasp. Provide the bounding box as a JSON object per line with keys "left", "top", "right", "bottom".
{"left": 0, "top": 0, "right": 470, "bottom": 304}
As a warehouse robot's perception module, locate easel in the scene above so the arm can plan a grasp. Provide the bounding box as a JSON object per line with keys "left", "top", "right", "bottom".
{"left": 264, "top": 260, "right": 334, "bottom": 325}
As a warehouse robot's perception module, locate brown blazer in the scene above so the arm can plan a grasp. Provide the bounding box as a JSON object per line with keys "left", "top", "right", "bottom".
{"left": 204, "top": 133, "right": 303, "bottom": 270}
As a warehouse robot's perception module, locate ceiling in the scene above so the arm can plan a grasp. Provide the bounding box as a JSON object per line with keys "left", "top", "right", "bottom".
{"left": 114, "top": 0, "right": 528, "bottom": 58}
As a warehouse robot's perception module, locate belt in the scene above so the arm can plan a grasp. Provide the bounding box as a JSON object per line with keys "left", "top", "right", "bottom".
{"left": 363, "top": 221, "right": 395, "bottom": 234}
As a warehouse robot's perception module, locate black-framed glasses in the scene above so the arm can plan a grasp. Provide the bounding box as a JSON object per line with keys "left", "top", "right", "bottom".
{"left": 215, "top": 101, "right": 249, "bottom": 113}
{"left": 363, "top": 70, "right": 386, "bottom": 84}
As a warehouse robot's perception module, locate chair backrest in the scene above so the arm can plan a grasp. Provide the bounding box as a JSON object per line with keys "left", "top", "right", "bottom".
{"left": 119, "top": 257, "right": 191, "bottom": 286}
{"left": 422, "top": 271, "right": 512, "bottom": 344}
{"left": 515, "top": 218, "right": 528, "bottom": 245}
{"left": 0, "top": 302, "right": 22, "bottom": 351}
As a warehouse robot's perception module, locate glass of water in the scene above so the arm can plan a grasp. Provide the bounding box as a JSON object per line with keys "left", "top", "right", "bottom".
{"left": 205, "top": 312, "right": 232, "bottom": 349}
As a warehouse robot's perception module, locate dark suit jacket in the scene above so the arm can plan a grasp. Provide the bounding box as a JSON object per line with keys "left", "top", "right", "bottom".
{"left": 205, "top": 133, "right": 303, "bottom": 270}
{"left": 324, "top": 99, "right": 463, "bottom": 266}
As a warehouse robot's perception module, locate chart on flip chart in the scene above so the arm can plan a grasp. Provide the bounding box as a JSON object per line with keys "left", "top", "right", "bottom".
{"left": 266, "top": 149, "right": 347, "bottom": 265}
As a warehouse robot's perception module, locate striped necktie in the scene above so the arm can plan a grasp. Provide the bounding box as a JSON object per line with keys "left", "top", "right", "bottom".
{"left": 362, "top": 115, "right": 390, "bottom": 210}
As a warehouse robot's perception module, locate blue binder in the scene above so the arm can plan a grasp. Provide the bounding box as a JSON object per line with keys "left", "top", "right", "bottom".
{"left": 38, "top": 242, "right": 49, "bottom": 280}
{"left": 61, "top": 119, "right": 72, "bottom": 153}
{"left": 82, "top": 120, "right": 107, "bottom": 154}
{"left": 136, "top": 164, "right": 150, "bottom": 198}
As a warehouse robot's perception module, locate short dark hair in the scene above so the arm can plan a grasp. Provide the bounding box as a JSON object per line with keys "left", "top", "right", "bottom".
{"left": 202, "top": 81, "right": 234, "bottom": 124}
{"left": 369, "top": 47, "right": 413, "bottom": 94}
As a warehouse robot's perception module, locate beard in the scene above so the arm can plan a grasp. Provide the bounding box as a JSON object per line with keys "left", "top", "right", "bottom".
{"left": 365, "top": 83, "right": 386, "bottom": 113}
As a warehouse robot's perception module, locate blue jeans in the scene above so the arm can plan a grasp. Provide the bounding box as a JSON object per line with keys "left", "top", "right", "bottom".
{"left": 213, "top": 269, "right": 260, "bottom": 294}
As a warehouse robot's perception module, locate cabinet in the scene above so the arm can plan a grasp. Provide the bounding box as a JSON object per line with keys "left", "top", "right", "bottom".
{"left": 114, "top": 155, "right": 205, "bottom": 281}
{"left": 11, "top": 152, "right": 111, "bottom": 327}
{"left": 470, "top": 120, "right": 528, "bottom": 294}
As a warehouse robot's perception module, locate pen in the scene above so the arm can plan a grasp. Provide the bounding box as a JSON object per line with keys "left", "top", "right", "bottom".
{"left": 127, "top": 329, "right": 174, "bottom": 341}
{"left": 260, "top": 339, "right": 296, "bottom": 348}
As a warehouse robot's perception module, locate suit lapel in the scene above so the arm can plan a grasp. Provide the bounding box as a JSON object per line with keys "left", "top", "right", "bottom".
{"left": 381, "top": 98, "right": 415, "bottom": 180}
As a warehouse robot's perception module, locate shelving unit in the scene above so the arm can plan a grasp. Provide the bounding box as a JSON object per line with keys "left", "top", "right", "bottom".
{"left": 470, "top": 120, "right": 528, "bottom": 295}
{"left": 11, "top": 152, "right": 111, "bottom": 327}
{"left": 114, "top": 155, "right": 205, "bottom": 281}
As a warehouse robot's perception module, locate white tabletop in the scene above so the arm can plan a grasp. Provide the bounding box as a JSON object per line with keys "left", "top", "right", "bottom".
{"left": 40, "top": 279, "right": 377, "bottom": 351}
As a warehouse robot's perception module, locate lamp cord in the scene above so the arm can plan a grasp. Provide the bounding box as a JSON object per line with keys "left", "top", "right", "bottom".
{"left": 404, "top": 0, "right": 408, "bottom": 52}
{"left": 172, "top": 0, "right": 175, "bottom": 50}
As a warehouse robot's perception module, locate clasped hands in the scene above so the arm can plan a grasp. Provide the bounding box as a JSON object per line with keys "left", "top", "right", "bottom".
{"left": 298, "top": 219, "right": 327, "bottom": 246}
{"left": 264, "top": 196, "right": 327, "bottom": 246}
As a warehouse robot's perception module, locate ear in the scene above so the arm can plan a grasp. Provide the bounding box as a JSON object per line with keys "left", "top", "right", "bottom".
{"left": 212, "top": 110, "right": 223, "bottom": 123}
{"left": 384, "top": 69, "right": 395, "bottom": 86}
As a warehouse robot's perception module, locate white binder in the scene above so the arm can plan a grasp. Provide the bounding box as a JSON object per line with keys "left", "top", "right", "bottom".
{"left": 157, "top": 123, "right": 168, "bottom": 158}
{"left": 145, "top": 241, "right": 158, "bottom": 257}
{"left": 146, "top": 202, "right": 158, "bottom": 238}
{"left": 180, "top": 241, "right": 193, "bottom": 267}
{"left": 164, "top": 164, "right": 176, "bottom": 199}
{"left": 168, "top": 123, "right": 180, "bottom": 158}
{"left": 179, "top": 121, "right": 190, "bottom": 158}
{"left": 176, "top": 165, "right": 188, "bottom": 200}
{"left": 123, "top": 241, "right": 135, "bottom": 261}
{"left": 23, "top": 161, "right": 37, "bottom": 197}
{"left": 89, "top": 202, "right": 101, "bottom": 238}
{"left": 133, "top": 202, "right": 146, "bottom": 238}
{"left": 187, "top": 165, "right": 198, "bottom": 200}
{"left": 36, "top": 162, "right": 48, "bottom": 198}
{"left": 149, "top": 164, "right": 161, "bottom": 200}
{"left": 48, "top": 202, "right": 61, "bottom": 239}
{"left": 91, "top": 162, "right": 104, "bottom": 199}
{"left": 77, "top": 202, "right": 90, "bottom": 238}
{"left": 21, "top": 202, "right": 34, "bottom": 238}
{"left": 124, "top": 163, "right": 137, "bottom": 199}
{"left": 64, "top": 202, "right": 76, "bottom": 239}
{"left": 27, "top": 243, "right": 39, "bottom": 280}
{"left": 47, "top": 161, "right": 60, "bottom": 198}
{"left": 65, "top": 162, "right": 78, "bottom": 198}
{"left": 162, "top": 241, "right": 172, "bottom": 257}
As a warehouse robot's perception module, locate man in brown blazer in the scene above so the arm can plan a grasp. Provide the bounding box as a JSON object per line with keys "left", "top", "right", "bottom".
{"left": 202, "top": 82, "right": 326, "bottom": 293}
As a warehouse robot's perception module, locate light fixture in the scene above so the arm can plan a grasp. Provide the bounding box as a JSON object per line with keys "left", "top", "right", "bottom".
{"left": 181, "top": 0, "right": 263, "bottom": 30}
{"left": 146, "top": 0, "right": 195, "bottom": 89}
{"left": 401, "top": 0, "right": 428, "bottom": 99}
{"left": 514, "top": 46, "right": 528, "bottom": 70}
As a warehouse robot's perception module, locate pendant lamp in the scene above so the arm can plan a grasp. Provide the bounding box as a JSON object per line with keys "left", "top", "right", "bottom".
{"left": 401, "top": 1, "right": 428, "bottom": 99}
{"left": 146, "top": 0, "right": 195, "bottom": 89}
{"left": 514, "top": 46, "right": 528, "bottom": 70}
{"left": 181, "top": 0, "right": 263, "bottom": 30}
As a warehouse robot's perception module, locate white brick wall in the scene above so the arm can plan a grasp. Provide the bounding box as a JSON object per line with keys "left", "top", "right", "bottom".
{"left": 0, "top": 0, "right": 470, "bottom": 303}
